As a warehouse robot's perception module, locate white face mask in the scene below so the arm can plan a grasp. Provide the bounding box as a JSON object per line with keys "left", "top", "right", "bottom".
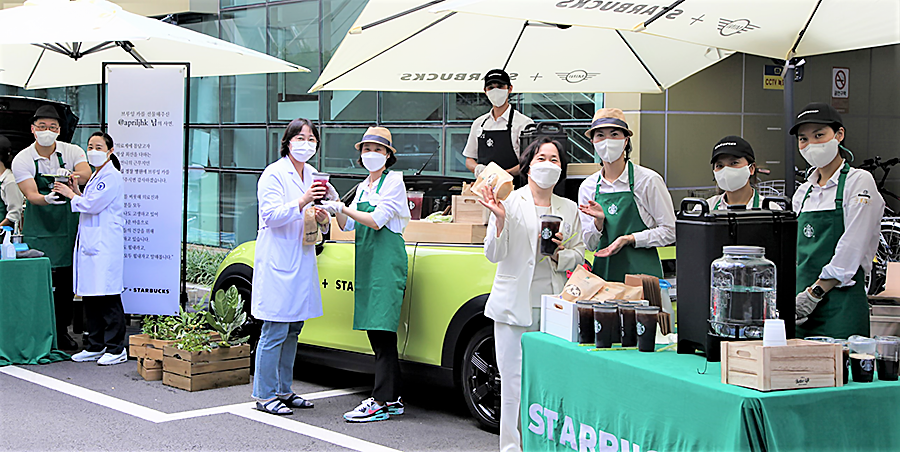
{"left": 361, "top": 152, "right": 387, "bottom": 172}
{"left": 529, "top": 161, "right": 562, "bottom": 189}
{"left": 593, "top": 138, "right": 627, "bottom": 163}
{"left": 714, "top": 165, "right": 752, "bottom": 192}
{"left": 35, "top": 130, "right": 58, "bottom": 147}
{"left": 86, "top": 150, "right": 109, "bottom": 167}
{"left": 800, "top": 138, "right": 840, "bottom": 168}
{"left": 486, "top": 88, "right": 509, "bottom": 108}
{"left": 290, "top": 140, "right": 316, "bottom": 163}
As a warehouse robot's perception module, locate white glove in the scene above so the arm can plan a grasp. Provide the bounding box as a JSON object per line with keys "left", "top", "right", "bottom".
{"left": 325, "top": 182, "right": 340, "bottom": 202}
{"left": 320, "top": 200, "right": 344, "bottom": 216}
{"left": 795, "top": 288, "right": 823, "bottom": 321}
{"left": 55, "top": 168, "right": 72, "bottom": 177}
{"left": 474, "top": 164, "right": 486, "bottom": 178}
{"left": 44, "top": 193, "right": 66, "bottom": 205}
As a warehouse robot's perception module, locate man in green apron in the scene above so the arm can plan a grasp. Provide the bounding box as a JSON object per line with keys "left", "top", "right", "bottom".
{"left": 11, "top": 106, "right": 91, "bottom": 349}
{"left": 577, "top": 108, "right": 676, "bottom": 283}
{"left": 790, "top": 103, "right": 884, "bottom": 339}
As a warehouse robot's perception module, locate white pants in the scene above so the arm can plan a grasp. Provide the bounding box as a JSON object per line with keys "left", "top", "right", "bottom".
{"left": 494, "top": 308, "right": 540, "bottom": 452}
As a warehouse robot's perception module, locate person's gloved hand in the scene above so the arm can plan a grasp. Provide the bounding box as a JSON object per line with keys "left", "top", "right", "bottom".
{"left": 320, "top": 200, "right": 344, "bottom": 215}
{"left": 55, "top": 168, "right": 72, "bottom": 178}
{"left": 325, "top": 183, "right": 340, "bottom": 202}
{"left": 474, "top": 164, "right": 486, "bottom": 178}
{"left": 795, "top": 288, "right": 823, "bottom": 322}
{"left": 44, "top": 193, "right": 66, "bottom": 205}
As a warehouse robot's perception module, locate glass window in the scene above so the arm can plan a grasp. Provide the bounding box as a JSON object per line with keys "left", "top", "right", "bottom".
{"left": 189, "top": 128, "right": 220, "bottom": 168}
{"left": 178, "top": 12, "right": 219, "bottom": 38}
{"left": 519, "top": 93, "right": 600, "bottom": 122}
{"left": 322, "top": 90, "right": 377, "bottom": 122}
{"left": 268, "top": 1, "right": 321, "bottom": 122}
{"left": 190, "top": 77, "right": 220, "bottom": 124}
{"left": 220, "top": 172, "right": 260, "bottom": 248}
{"left": 322, "top": 0, "right": 369, "bottom": 66}
{"left": 221, "top": 74, "right": 267, "bottom": 124}
{"left": 321, "top": 127, "right": 368, "bottom": 174}
{"left": 186, "top": 169, "right": 220, "bottom": 246}
{"left": 66, "top": 85, "right": 100, "bottom": 125}
{"left": 221, "top": 128, "right": 268, "bottom": 170}
{"left": 71, "top": 128, "right": 95, "bottom": 149}
{"left": 268, "top": 127, "right": 287, "bottom": 165}
{"left": 220, "top": 7, "right": 266, "bottom": 53}
{"left": 220, "top": 0, "right": 264, "bottom": 7}
{"left": 382, "top": 92, "right": 443, "bottom": 122}
{"left": 445, "top": 128, "right": 474, "bottom": 178}
{"left": 448, "top": 92, "right": 492, "bottom": 122}
{"left": 565, "top": 128, "right": 595, "bottom": 164}
{"left": 390, "top": 128, "right": 441, "bottom": 174}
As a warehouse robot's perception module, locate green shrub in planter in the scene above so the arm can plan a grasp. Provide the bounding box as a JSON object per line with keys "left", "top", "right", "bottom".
{"left": 205, "top": 286, "right": 250, "bottom": 348}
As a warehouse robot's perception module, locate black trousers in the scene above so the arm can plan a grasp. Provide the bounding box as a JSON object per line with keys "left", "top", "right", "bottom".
{"left": 51, "top": 266, "right": 74, "bottom": 334}
{"left": 84, "top": 294, "right": 126, "bottom": 354}
{"left": 367, "top": 330, "right": 402, "bottom": 403}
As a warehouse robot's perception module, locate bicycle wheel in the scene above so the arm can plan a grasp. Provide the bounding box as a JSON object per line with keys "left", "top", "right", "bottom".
{"left": 867, "top": 220, "right": 900, "bottom": 295}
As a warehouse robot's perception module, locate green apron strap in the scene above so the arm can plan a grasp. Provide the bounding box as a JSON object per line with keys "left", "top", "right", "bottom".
{"left": 374, "top": 171, "right": 388, "bottom": 194}
{"left": 835, "top": 162, "right": 850, "bottom": 209}
{"left": 752, "top": 189, "right": 759, "bottom": 208}
{"left": 627, "top": 161, "right": 635, "bottom": 192}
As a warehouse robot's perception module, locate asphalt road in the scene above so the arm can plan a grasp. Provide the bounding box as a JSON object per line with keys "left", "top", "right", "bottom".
{"left": 0, "top": 330, "right": 498, "bottom": 452}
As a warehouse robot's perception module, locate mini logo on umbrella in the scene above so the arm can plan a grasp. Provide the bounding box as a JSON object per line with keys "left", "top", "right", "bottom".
{"left": 556, "top": 70, "right": 599, "bottom": 83}
{"left": 607, "top": 204, "right": 618, "bottom": 215}
{"left": 718, "top": 18, "right": 759, "bottom": 36}
{"left": 803, "top": 223, "right": 815, "bottom": 238}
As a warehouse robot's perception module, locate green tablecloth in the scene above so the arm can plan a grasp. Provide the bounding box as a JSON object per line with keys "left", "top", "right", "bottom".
{"left": 0, "top": 258, "right": 69, "bottom": 366}
{"left": 521, "top": 332, "right": 900, "bottom": 452}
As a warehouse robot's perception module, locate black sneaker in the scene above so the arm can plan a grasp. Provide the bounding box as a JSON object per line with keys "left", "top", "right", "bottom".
{"left": 57, "top": 332, "right": 78, "bottom": 350}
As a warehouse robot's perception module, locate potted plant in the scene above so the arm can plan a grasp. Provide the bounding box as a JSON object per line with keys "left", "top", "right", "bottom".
{"left": 162, "top": 286, "right": 252, "bottom": 392}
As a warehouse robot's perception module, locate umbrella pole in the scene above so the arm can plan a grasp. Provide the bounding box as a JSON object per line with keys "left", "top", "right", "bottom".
{"left": 783, "top": 63, "right": 796, "bottom": 200}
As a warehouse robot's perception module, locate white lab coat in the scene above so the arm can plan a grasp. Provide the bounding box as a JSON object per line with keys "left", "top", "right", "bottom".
{"left": 71, "top": 162, "right": 124, "bottom": 296}
{"left": 484, "top": 186, "right": 585, "bottom": 327}
{"left": 251, "top": 157, "right": 324, "bottom": 323}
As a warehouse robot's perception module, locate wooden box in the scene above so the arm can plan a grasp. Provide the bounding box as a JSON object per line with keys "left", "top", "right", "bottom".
{"left": 721, "top": 339, "right": 843, "bottom": 392}
{"left": 162, "top": 344, "right": 251, "bottom": 392}
{"left": 451, "top": 195, "right": 488, "bottom": 225}
{"left": 137, "top": 357, "right": 163, "bottom": 381}
{"left": 128, "top": 334, "right": 176, "bottom": 361}
{"left": 330, "top": 218, "right": 486, "bottom": 244}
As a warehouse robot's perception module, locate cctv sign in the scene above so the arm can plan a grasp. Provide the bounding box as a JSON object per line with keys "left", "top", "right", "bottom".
{"left": 832, "top": 67, "right": 849, "bottom": 98}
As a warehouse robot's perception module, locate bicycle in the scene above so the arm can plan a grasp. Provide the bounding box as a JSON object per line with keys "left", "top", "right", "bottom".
{"left": 857, "top": 156, "right": 900, "bottom": 295}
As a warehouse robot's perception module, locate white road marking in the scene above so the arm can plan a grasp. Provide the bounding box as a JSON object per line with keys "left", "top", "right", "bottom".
{"left": 0, "top": 366, "right": 390, "bottom": 451}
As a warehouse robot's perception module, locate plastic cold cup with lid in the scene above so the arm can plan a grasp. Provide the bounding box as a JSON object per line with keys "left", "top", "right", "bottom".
{"left": 539, "top": 215, "right": 563, "bottom": 256}
{"left": 407, "top": 190, "right": 424, "bottom": 220}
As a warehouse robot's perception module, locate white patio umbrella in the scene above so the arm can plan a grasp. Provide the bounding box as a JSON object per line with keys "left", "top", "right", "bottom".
{"left": 310, "top": 0, "right": 734, "bottom": 93}
{"left": 0, "top": 0, "right": 308, "bottom": 89}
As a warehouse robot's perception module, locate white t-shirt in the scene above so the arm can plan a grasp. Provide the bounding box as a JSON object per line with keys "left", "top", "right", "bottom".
{"left": 462, "top": 105, "right": 534, "bottom": 160}
{"left": 11, "top": 141, "right": 87, "bottom": 184}
{"left": 0, "top": 168, "right": 25, "bottom": 224}
{"left": 342, "top": 170, "right": 411, "bottom": 235}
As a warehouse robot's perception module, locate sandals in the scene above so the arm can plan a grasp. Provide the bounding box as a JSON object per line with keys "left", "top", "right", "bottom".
{"left": 256, "top": 398, "right": 293, "bottom": 415}
{"left": 279, "top": 393, "right": 314, "bottom": 409}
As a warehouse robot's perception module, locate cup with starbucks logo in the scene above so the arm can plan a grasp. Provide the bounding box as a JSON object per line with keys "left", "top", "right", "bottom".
{"left": 635, "top": 306, "right": 660, "bottom": 352}
{"left": 539, "top": 215, "right": 562, "bottom": 256}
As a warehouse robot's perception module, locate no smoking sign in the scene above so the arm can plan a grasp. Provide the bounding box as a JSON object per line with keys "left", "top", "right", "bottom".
{"left": 832, "top": 67, "right": 849, "bottom": 98}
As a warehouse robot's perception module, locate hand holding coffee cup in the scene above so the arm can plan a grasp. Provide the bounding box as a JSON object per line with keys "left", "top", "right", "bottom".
{"left": 311, "top": 172, "right": 330, "bottom": 205}
{"left": 539, "top": 215, "right": 563, "bottom": 256}
{"left": 301, "top": 183, "right": 328, "bottom": 207}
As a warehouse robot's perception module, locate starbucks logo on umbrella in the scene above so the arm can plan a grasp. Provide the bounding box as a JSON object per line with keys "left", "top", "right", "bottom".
{"left": 803, "top": 223, "right": 815, "bottom": 238}
{"left": 607, "top": 204, "right": 618, "bottom": 215}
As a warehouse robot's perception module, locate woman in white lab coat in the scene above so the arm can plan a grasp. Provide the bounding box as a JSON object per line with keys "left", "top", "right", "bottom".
{"left": 52, "top": 132, "right": 126, "bottom": 366}
{"left": 250, "top": 118, "right": 331, "bottom": 416}
{"left": 479, "top": 137, "right": 585, "bottom": 452}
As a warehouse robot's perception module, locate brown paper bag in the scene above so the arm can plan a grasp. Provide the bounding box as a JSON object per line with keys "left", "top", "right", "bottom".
{"left": 471, "top": 162, "right": 514, "bottom": 202}
{"left": 561, "top": 267, "right": 606, "bottom": 301}
{"left": 590, "top": 282, "right": 643, "bottom": 302}
{"left": 302, "top": 207, "right": 321, "bottom": 246}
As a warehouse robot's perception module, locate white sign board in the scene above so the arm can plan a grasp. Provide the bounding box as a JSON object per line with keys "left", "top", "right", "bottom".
{"left": 106, "top": 65, "right": 185, "bottom": 315}
{"left": 832, "top": 67, "right": 849, "bottom": 98}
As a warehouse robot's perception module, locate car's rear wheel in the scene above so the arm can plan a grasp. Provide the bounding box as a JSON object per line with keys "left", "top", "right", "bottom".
{"left": 460, "top": 325, "right": 500, "bottom": 431}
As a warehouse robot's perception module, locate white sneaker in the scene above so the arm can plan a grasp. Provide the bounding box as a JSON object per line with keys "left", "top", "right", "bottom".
{"left": 97, "top": 349, "right": 127, "bottom": 366}
{"left": 71, "top": 348, "right": 106, "bottom": 362}
{"left": 343, "top": 398, "right": 389, "bottom": 423}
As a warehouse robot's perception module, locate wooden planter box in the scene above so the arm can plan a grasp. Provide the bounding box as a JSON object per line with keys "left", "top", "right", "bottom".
{"left": 137, "top": 357, "right": 163, "bottom": 381}
{"left": 162, "top": 344, "right": 251, "bottom": 392}
{"left": 721, "top": 339, "right": 843, "bottom": 392}
{"left": 128, "top": 334, "right": 176, "bottom": 381}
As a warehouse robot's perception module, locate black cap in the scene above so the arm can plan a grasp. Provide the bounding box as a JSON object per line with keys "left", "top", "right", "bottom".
{"left": 483, "top": 69, "right": 511, "bottom": 88}
{"left": 32, "top": 105, "right": 61, "bottom": 122}
{"left": 710, "top": 136, "right": 754, "bottom": 164}
{"left": 789, "top": 102, "right": 843, "bottom": 135}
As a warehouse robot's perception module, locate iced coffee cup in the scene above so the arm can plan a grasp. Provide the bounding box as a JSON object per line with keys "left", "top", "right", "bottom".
{"left": 634, "top": 306, "right": 660, "bottom": 352}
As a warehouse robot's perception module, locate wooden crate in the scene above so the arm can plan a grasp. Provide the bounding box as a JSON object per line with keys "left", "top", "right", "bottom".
{"left": 330, "top": 218, "right": 486, "bottom": 244}
{"left": 451, "top": 195, "right": 488, "bottom": 225}
{"left": 721, "top": 339, "right": 843, "bottom": 392}
{"left": 128, "top": 334, "right": 176, "bottom": 361}
{"left": 162, "top": 344, "right": 251, "bottom": 392}
{"left": 137, "top": 357, "right": 163, "bottom": 381}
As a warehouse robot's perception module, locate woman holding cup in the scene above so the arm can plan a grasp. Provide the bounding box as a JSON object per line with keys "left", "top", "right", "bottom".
{"left": 479, "top": 137, "right": 585, "bottom": 452}
{"left": 322, "top": 127, "right": 410, "bottom": 423}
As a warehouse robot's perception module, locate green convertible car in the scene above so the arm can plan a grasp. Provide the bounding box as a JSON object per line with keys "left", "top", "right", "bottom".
{"left": 212, "top": 175, "right": 675, "bottom": 430}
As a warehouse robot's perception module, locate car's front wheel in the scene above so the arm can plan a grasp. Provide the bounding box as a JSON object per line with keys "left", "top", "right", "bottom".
{"left": 460, "top": 325, "right": 500, "bottom": 431}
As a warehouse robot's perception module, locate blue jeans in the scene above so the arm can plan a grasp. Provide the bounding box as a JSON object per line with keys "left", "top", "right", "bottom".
{"left": 252, "top": 320, "right": 304, "bottom": 400}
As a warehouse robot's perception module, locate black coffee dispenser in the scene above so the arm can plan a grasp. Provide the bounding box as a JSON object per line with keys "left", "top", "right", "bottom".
{"left": 676, "top": 198, "right": 797, "bottom": 362}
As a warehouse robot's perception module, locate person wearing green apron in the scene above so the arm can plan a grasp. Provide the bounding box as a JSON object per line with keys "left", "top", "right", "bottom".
{"left": 0, "top": 134, "right": 25, "bottom": 229}
{"left": 706, "top": 136, "right": 771, "bottom": 211}
{"left": 325, "top": 127, "right": 410, "bottom": 423}
{"left": 577, "top": 108, "right": 676, "bottom": 282}
{"left": 10, "top": 106, "right": 91, "bottom": 350}
{"left": 790, "top": 103, "right": 884, "bottom": 339}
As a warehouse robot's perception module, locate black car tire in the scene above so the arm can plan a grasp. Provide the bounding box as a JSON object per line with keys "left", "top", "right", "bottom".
{"left": 459, "top": 325, "right": 500, "bottom": 431}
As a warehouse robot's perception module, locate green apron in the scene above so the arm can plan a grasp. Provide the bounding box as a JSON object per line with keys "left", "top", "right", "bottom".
{"left": 353, "top": 172, "right": 408, "bottom": 332}
{"left": 592, "top": 161, "right": 664, "bottom": 282}
{"left": 22, "top": 153, "right": 79, "bottom": 268}
{"left": 713, "top": 189, "right": 760, "bottom": 210}
{"left": 795, "top": 162, "right": 869, "bottom": 338}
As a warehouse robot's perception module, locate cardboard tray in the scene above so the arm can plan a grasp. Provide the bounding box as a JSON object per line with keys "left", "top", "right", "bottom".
{"left": 721, "top": 339, "right": 843, "bottom": 392}
{"left": 330, "top": 218, "right": 486, "bottom": 244}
